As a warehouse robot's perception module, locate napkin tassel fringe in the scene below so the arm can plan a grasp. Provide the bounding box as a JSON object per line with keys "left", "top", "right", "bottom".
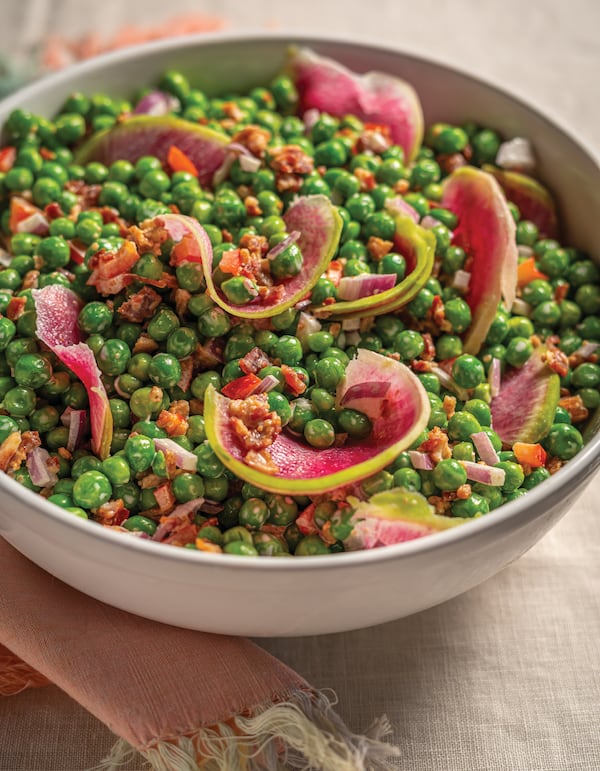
{"left": 95, "top": 689, "right": 401, "bottom": 771}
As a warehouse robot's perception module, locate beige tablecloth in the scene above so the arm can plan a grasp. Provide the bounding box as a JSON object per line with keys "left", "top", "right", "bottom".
{"left": 0, "top": 1, "right": 599, "bottom": 769}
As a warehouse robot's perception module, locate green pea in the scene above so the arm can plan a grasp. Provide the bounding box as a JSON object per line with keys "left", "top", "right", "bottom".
{"left": 123, "top": 515, "right": 157, "bottom": 536}
{"left": 194, "top": 441, "right": 224, "bottom": 478}
{"left": 239, "top": 498, "right": 269, "bottom": 529}
{"left": 504, "top": 337, "right": 534, "bottom": 368}
{"left": 72, "top": 470, "right": 112, "bottom": 509}
{"left": 304, "top": 418, "right": 335, "bottom": 448}
{"left": 433, "top": 459, "right": 468, "bottom": 491}
{"left": 172, "top": 472, "right": 205, "bottom": 503}
{"left": 338, "top": 408, "right": 372, "bottom": 439}
{"left": 451, "top": 493, "right": 490, "bottom": 518}
{"left": 101, "top": 454, "right": 131, "bottom": 485}
{"left": 445, "top": 298, "right": 472, "bottom": 334}
{"left": 521, "top": 467, "right": 551, "bottom": 490}
{"left": 97, "top": 339, "right": 131, "bottom": 376}
{"left": 124, "top": 434, "right": 156, "bottom": 472}
{"left": 447, "top": 412, "right": 482, "bottom": 442}
{"left": 544, "top": 423, "right": 583, "bottom": 460}
{"left": 148, "top": 353, "right": 181, "bottom": 389}
{"left": 295, "top": 535, "right": 330, "bottom": 556}
{"left": 361, "top": 470, "right": 394, "bottom": 497}
{"left": 452, "top": 355, "right": 485, "bottom": 389}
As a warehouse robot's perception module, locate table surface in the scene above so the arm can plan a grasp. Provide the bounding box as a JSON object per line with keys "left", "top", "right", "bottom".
{"left": 0, "top": 1, "right": 599, "bottom": 769}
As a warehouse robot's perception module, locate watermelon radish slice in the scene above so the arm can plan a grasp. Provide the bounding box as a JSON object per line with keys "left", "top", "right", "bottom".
{"left": 75, "top": 116, "right": 229, "bottom": 188}
{"left": 343, "top": 488, "right": 470, "bottom": 550}
{"left": 483, "top": 165, "right": 559, "bottom": 239}
{"left": 289, "top": 46, "right": 424, "bottom": 162}
{"left": 490, "top": 346, "right": 560, "bottom": 445}
{"left": 442, "top": 167, "right": 518, "bottom": 354}
{"left": 33, "top": 285, "right": 113, "bottom": 459}
{"left": 314, "top": 206, "right": 435, "bottom": 318}
{"left": 158, "top": 195, "right": 342, "bottom": 319}
{"left": 204, "top": 349, "right": 430, "bottom": 495}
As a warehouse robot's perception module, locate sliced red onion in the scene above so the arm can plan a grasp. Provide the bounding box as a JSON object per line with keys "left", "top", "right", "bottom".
{"left": 163, "top": 496, "right": 205, "bottom": 520}
{"left": 342, "top": 317, "right": 361, "bottom": 331}
{"left": 60, "top": 406, "right": 75, "bottom": 427}
{"left": 460, "top": 460, "right": 506, "bottom": 486}
{"left": 574, "top": 342, "right": 599, "bottom": 358}
{"left": 385, "top": 197, "right": 419, "bottom": 223}
{"left": 252, "top": 374, "right": 280, "bottom": 394}
{"left": 337, "top": 273, "right": 397, "bottom": 301}
{"left": 67, "top": 409, "right": 88, "bottom": 452}
{"left": 430, "top": 365, "right": 470, "bottom": 401}
{"left": 517, "top": 245, "right": 534, "bottom": 257}
{"left": 133, "top": 90, "right": 180, "bottom": 116}
{"left": 496, "top": 137, "right": 536, "bottom": 172}
{"left": 303, "top": 108, "right": 320, "bottom": 133}
{"left": 200, "top": 499, "right": 225, "bottom": 514}
{"left": 0, "top": 249, "right": 12, "bottom": 267}
{"left": 345, "top": 330, "right": 361, "bottom": 346}
{"left": 294, "top": 298, "right": 313, "bottom": 311}
{"left": 226, "top": 141, "right": 254, "bottom": 158}
{"left": 296, "top": 311, "right": 322, "bottom": 349}
{"left": 452, "top": 270, "right": 471, "bottom": 291}
{"left": 239, "top": 154, "right": 262, "bottom": 173}
{"left": 17, "top": 212, "right": 49, "bottom": 235}
{"left": 336, "top": 331, "right": 347, "bottom": 349}
{"left": 408, "top": 450, "right": 434, "bottom": 471}
{"left": 488, "top": 357, "right": 501, "bottom": 398}
{"left": 114, "top": 376, "right": 131, "bottom": 399}
{"left": 266, "top": 230, "right": 301, "bottom": 261}
{"left": 153, "top": 438, "right": 197, "bottom": 472}
{"left": 511, "top": 298, "right": 532, "bottom": 316}
{"left": 420, "top": 214, "right": 442, "bottom": 230}
{"left": 26, "top": 447, "right": 58, "bottom": 488}
{"left": 471, "top": 431, "right": 500, "bottom": 466}
{"left": 340, "top": 381, "right": 390, "bottom": 406}
{"left": 212, "top": 152, "right": 236, "bottom": 186}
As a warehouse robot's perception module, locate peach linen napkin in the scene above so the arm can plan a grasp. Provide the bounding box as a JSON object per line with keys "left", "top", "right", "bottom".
{"left": 0, "top": 538, "right": 399, "bottom": 770}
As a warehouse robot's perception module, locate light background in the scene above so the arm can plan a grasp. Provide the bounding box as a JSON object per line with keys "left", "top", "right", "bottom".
{"left": 0, "top": 1, "right": 599, "bottom": 769}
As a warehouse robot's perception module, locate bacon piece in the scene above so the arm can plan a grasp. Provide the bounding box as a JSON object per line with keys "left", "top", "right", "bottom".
{"left": 94, "top": 499, "right": 129, "bottom": 527}
{"left": 153, "top": 481, "right": 176, "bottom": 515}
{"left": 6, "top": 297, "right": 27, "bottom": 321}
{"left": 366, "top": 236, "right": 393, "bottom": 260}
{"left": 296, "top": 503, "right": 319, "bottom": 536}
{"left": 419, "top": 426, "right": 452, "bottom": 463}
{"left": 176, "top": 357, "right": 194, "bottom": 391}
{"left": 87, "top": 240, "right": 139, "bottom": 283}
{"left": 0, "top": 432, "right": 22, "bottom": 472}
{"left": 194, "top": 339, "right": 224, "bottom": 370}
{"left": 129, "top": 222, "right": 169, "bottom": 256}
{"left": 239, "top": 347, "right": 270, "bottom": 375}
{"left": 174, "top": 288, "right": 191, "bottom": 318}
{"left": 117, "top": 286, "right": 162, "bottom": 323}
{"left": 544, "top": 347, "right": 570, "bottom": 377}
{"left": 222, "top": 373, "right": 262, "bottom": 399}
{"left": 442, "top": 395, "right": 456, "bottom": 419}
{"left": 229, "top": 394, "right": 282, "bottom": 453}
{"left": 558, "top": 394, "right": 589, "bottom": 423}
{"left": 22, "top": 270, "right": 40, "bottom": 289}
{"left": 132, "top": 333, "right": 159, "bottom": 354}
{"left": 169, "top": 232, "right": 202, "bottom": 266}
{"left": 153, "top": 509, "right": 198, "bottom": 546}
{"left": 156, "top": 409, "right": 188, "bottom": 436}
{"left": 231, "top": 125, "right": 271, "bottom": 157}
{"left": 281, "top": 364, "right": 307, "bottom": 397}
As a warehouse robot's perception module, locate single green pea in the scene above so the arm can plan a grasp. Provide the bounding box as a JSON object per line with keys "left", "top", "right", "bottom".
{"left": 447, "top": 412, "right": 482, "bottom": 442}
{"left": 122, "top": 515, "right": 157, "bottom": 536}
{"left": 97, "top": 339, "right": 131, "bottom": 376}
{"left": 124, "top": 434, "right": 156, "bottom": 473}
{"left": 452, "top": 355, "right": 485, "bottom": 389}
{"left": 194, "top": 441, "right": 224, "bottom": 478}
{"left": 451, "top": 493, "right": 490, "bottom": 518}
{"left": 505, "top": 337, "right": 534, "bottom": 368}
{"left": 433, "top": 458, "right": 468, "bottom": 491}
{"left": 544, "top": 423, "right": 583, "bottom": 460}
{"left": 239, "top": 498, "right": 269, "bottom": 529}
{"left": 521, "top": 467, "right": 551, "bottom": 490}
{"left": 445, "top": 298, "right": 472, "bottom": 334}
{"left": 101, "top": 454, "right": 131, "bottom": 485}
{"left": 72, "top": 470, "right": 112, "bottom": 509}
{"left": 361, "top": 470, "right": 394, "bottom": 497}
{"left": 295, "top": 535, "right": 330, "bottom": 556}
{"left": 172, "top": 472, "right": 205, "bottom": 503}
{"left": 304, "top": 418, "right": 335, "bottom": 448}
{"left": 148, "top": 353, "right": 182, "bottom": 389}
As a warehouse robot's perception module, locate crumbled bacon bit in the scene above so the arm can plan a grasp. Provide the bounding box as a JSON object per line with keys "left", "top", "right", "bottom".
{"left": 437, "top": 153, "right": 468, "bottom": 174}
{"left": 169, "top": 400, "right": 190, "bottom": 420}
{"left": 6, "top": 297, "right": 27, "bottom": 321}
{"left": 154, "top": 509, "right": 198, "bottom": 546}
{"left": 129, "top": 221, "right": 169, "bottom": 256}
{"left": 244, "top": 448, "right": 280, "bottom": 475}
{"left": 189, "top": 399, "right": 204, "bottom": 415}
{"left": 558, "top": 394, "right": 589, "bottom": 423}
{"left": 173, "top": 288, "right": 191, "bottom": 318}
{"left": 456, "top": 484, "right": 472, "bottom": 500}
{"left": 132, "top": 334, "right": 159, "bottom": 354}
{"left": 544, "top": 347, "right": 570, "bottom": 377}
{"left": 419, "top": 426, "right": 452, "bottom": 463}
{"left": 442, "top": 395, "right": 457, "bottom": 419}
{"left": 546, "top": 456, "right": 564, "bottom": 475}
{"left": 421, "top": 332, "right": 436, "bottom": 361}
{"left": 269, "top": 144, "right": 314, "bottom": 192}
{"left": 93, "top": 499, "right": 129, "bottom": 527}
{"left": 411, "top": 359, "right": 433, "bottom": 371}
{"left": 355, "top": 124, "right": 391, "bottom": 154}
{"left": 22, "top": 270, "right": 40, "bottom": 289}
{"left": 194, "top": 338, "right": 224, "bottom": 369}
{"left": 325, "top": 259, "right": 344, "bottom": 286}
{"left": 231, "top": 125, "right": 271, "bottom": 157}
{"left": 353, "top": 167, "right": 376, "bottom": 191}
{"left": 431, "top": 295, "right": 451, "bottom": 331}
{"left": 244, "top": 195, "right": 262, "bottom": 217}
{"left": 229, "top": 394, "right": 281, "bottom": 473}
{"left": 0, "top": 432, "right": 21, "bottom": 472}
{"left": 57, "top": 447, "right": 72, "bottom": 460}
{"left": 393, "top": 179, "right": 410, "bottom": 194}
{"left": 281, "top": 364, "right": 307, "bottom": 396}
{"left": 554, "top": 282, "right": 570, "bottom": 303}
{"left": 367, "top": 236, "right": 393, "bottom": 260}
{"left": 296, "top": 503, "right": 318, "bottom": 535}
{"left": 428, "top": 495, "right": 452, "bottom": 516}
{"left": 195, "top": 537, "right": 223, "bottom": 553}
{"left": 117, "top": 286, "right": 162, "bottom": 323}
{"left": 157, "top": 409, "right": 188, "bottom": 436}
{"left": 239, "top": 346, "right": 271, "bottom": 375}
{"left": 153, "top": 481, "right": 177, "bottom": 515}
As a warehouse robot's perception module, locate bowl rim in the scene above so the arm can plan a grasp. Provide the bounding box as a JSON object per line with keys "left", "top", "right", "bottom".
{"left": 0, "top": 30, "right": 599, "bottom": 572}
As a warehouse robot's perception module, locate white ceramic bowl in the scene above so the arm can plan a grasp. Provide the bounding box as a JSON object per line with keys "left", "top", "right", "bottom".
{"left": 1, "top": 33, "right": 599, "bottom": 637}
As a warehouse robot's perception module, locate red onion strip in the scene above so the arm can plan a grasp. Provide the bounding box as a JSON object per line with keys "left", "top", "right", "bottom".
{"left": 488, "top": 358, "right": 501, "bottom": 398}
{"left": 153, "top": 438, "right": 198, "bottom": 472}
{"left": 266, "top": 231, "right": 301, "bottom": 261}
{"left": 67, "top": 410, "right": 88, "bottom": 452}
{"left": 471, "top": 431, "right": 500, "bottom": 466}
{"left": 133, "top": 90, "right": 180, "bottom": 116}
{"left": 452, "top": 270, "right": 471, "bottom": 291}
{"left": 574, "top": 342, "right": 599, "bottom": 358}
{"left": 17, "top": 212, "right": 49, "bottom": 235}
{"left": 26, "top": 447, "right": 58, "bottom": 488}
{"left": 460, "top": 461, "right": 506, "bottom": 486}
{"left": 239, "top": 154, "right": 261, "bottom": 173}
{"left": 252, "top": 374, "right": 280, "bottom": 394}
{"left": 384, "top": 197, "right": 419, "bottom": 223}
{"left": 408, "top": 451, "right": 434, "bottom": 471}
{"left": 337, "top": 274, "right": 397, "bottom": 301}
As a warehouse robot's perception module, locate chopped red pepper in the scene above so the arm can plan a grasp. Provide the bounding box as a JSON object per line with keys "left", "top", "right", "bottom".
{"left": 517, "top": 257, "right": 548, "bottom": 287}
{"left": 513, "top": 442, "right": 547, "bottom": 468}
{"left": 0, "top": 146, "right": 16, "bottom": 173}
{"left": 8, "top": 196, "right": 43, "bottom": 234}
{"left": 325, "top": 259, "right": 344, "bottom": 286}
{"left": 167, "top": 145, "right": 199, "bottom": 177}
{"left": 218, "top": 248, "right": 243, "bottom": 275}
{"left": 170, "top": 233, "right": 202, "bottom": 265}
{"left": 221, "top": 373, "right": 262, "bottom": 399}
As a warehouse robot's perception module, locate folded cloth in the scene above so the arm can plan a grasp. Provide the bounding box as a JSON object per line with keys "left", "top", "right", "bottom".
{"left": 0, "top": 538, "right": 399, "bottom": 770}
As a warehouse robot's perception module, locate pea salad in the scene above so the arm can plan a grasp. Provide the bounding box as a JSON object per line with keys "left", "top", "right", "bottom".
{"left": 0, "top": 47, "right": 597, "bottom": 557}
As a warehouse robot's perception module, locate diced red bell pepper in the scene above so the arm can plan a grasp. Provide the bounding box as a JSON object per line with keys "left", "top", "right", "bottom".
{"left": 221, "top": 373, "right": 262, "bottom": 399}
{"left": 170, "top": 233, "right": 203, "bottom": 265}
{"left": 513, "top": 442, "right": 547, "bottom": 468}
{"left": 0, "top": 146, "right": 16, "bottom": 173}
{"left": 281, "top": 364, "right": 307, "bottom": 396}
{"left": 167, "top": 145, "right": 199, "bottom": 177}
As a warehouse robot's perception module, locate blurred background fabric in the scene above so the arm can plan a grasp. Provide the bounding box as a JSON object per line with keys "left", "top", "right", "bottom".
{"left": 0, "top": 1, "right": 599, "bottom": 769}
